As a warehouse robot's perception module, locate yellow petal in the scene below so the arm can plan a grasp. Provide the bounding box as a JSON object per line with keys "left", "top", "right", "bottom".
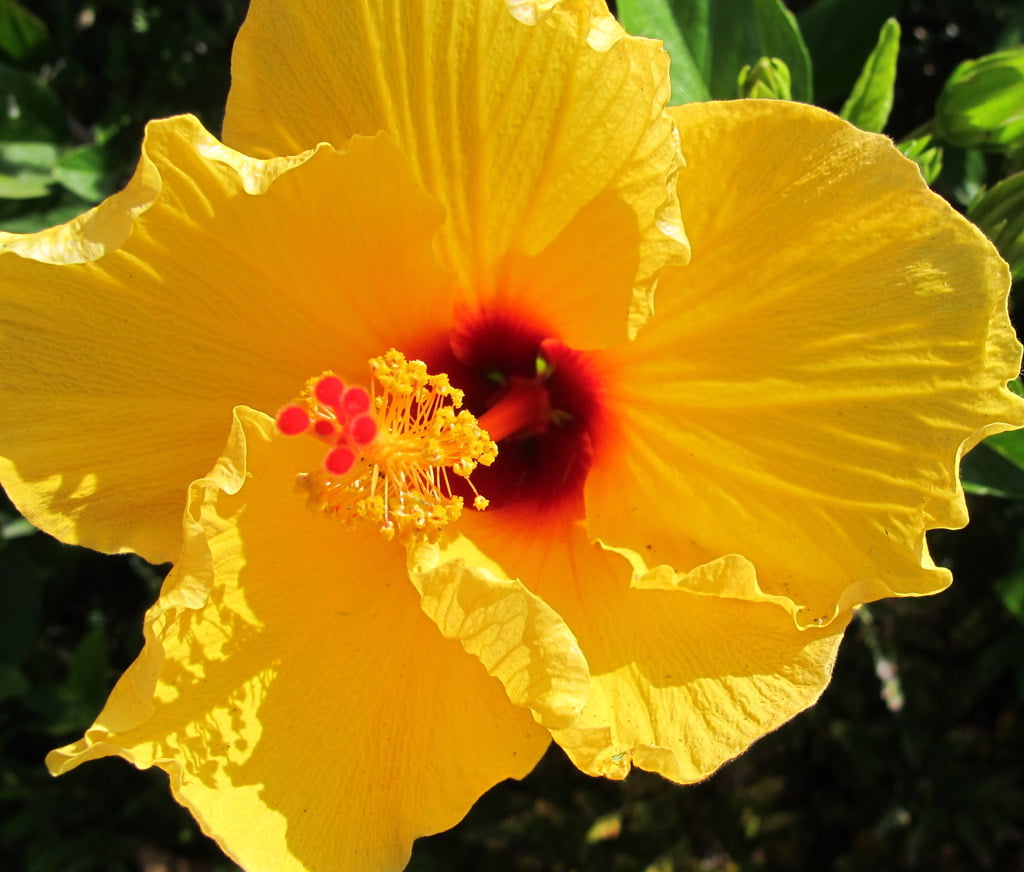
{"left": 450, "top": 509, "right": 846, "bottom": 783}
{"left": 48, "top": 407, "right": 549, "bottom": 872}
{"left": 409, "top": 538, "right": 590, "bottom": 729}
{"left": 0, "top": 114, "right": 451, "bottom": 563}
{"left": 223, "top": 0, "right": 688, "bottom": 342}
{"left": 587, "top": 100, "right": 1024, "bottom": 627}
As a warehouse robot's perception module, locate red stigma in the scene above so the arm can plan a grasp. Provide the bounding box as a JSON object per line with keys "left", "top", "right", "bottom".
{"left": 276, "top": 405, "right": 310, "bottom": 436}
{"left": 325, "top": 447, "right": 356, "bottom": 475}
{"left": 349, "top": 415, "right": 378, "bottom": 445}
{"left": 343, "top": 386, "right": 371, "bottom": 415}
{"left": 278, "top": 372, "right": 381, "bottom": 478}
{"left": 315, "top": 375, "right": 345, "bottom": 407}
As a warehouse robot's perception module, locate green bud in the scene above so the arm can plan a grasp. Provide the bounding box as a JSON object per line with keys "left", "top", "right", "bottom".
{"left": 969, "top": 171, "right": 1024, "bottom": 280}
{"left": 738, "top": 57, "right": 793, "bottom": 101}
{"left": 935, "top": 48, "right": 1024, "bottom": 152}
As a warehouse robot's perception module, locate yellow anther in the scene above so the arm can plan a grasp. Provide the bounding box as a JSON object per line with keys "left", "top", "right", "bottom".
{"left": 282, "top": 349, "right": 496, "bottom": 541}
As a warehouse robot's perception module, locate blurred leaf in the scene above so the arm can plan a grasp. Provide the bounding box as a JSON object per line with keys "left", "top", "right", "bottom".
{"left": 0, "top": 196, "right": 92, "bottom": 232}
{"left": 993, "top": 513, "right": 1024, "bottom": 625}
{"left": 798, "top": 0, "right": 900, "bottom": 105}
{"left": 0, "top": 60, "right": 66, "bottom": 141}
{"left": 738, "top": 56, "right": 792, "bottom": 99}
{"left": 961, "top": 441, "right": 1024, "bottom": 498}
{"left": 898, "top": 135, "right": 944, "bottom": 184}
{"left": 54, "top": 142, "right": 121, "bottom": 203}
{"left": 618, "top": 0, "right": 812, "bottom": 102}
{"left": 968, "top": 170, "right": 1024, "bottom": 280}
{"left": 0, "top": 170, "right": 48, "bottom": 198}
{"left": 51, "top": 621, "right": 113, "bottom": 734}
{"left": 0, "top": 661, "right": 28, "bottom": 702}
{"left": 68, "top": 622, "right": 111, "bottom": 708}
{"left": 983, "top": 426, "right": 1024, "bottom": 472}
{"left": 994, "top": 570, "right": 1024, "bottom": 623}
{"left": 840, "top": 18, "right": 900, "bottom": 133}
{"left": 935, "top": 47, "right": 1024, "bottom": 152}
{"left": 0, "top": 139, "right": 56, "bottom": 198}
{"left": 995, "top": 6, "right": 1024, "bottom": 50}
{"left": 0, "top": 0, "right": 48, "bottom": 66}
{"left": 1, "top": 516, "right": 36, "bottom": 539}
{"left": 936, "top": 145, "right": 989, "bottom": 208}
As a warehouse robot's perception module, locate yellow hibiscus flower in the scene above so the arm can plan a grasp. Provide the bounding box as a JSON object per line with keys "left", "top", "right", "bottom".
{"left": 0, "top": 1, "right": 1020, "bottom": 870}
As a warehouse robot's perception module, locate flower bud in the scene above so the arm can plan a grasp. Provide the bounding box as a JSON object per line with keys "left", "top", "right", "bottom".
{"left": 935, "top": 48, "right": 1024, "bottom": 151}
{"left": 738, "top": 57, "right": 792, "bottom": 101}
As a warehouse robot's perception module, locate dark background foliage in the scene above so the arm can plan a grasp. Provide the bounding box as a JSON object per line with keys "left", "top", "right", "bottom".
{"left": 1, "top": 1, "right": 1023, "bottom": 870}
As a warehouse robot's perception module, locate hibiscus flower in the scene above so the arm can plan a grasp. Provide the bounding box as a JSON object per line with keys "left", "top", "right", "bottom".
{"left": 0, "top": 1, "right": 1020, "bottom": 870}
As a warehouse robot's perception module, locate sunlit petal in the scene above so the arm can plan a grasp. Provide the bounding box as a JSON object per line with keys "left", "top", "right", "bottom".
{"left": 0, "top": 116, "right": 451, "bottom": 562}
{"left": 587, "top": 100, "right": 1024, "bottom": 626}
{"left": 223, "top": 0, "right": 688, "bottom": 341}
{"left": 48, "top": 407, "right": 549, "bottom": 872}
{"left": 448, "top": 508, "right": 845, "bottom": 782}
{"left": 410, "top": 538, "right": 590, "bottom": 728}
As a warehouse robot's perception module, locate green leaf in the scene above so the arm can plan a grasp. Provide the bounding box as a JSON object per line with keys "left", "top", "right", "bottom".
{"left": 995, "top": 570, "right": 1024, "bottom": 624}
{"left": 968, "top": 171, "right": 1024, "bottom": 281}
{"left": 618, "top": 0, "right": 710, "bottom": 103}
{"left": 994, "top": 524, "right": 1024, "bottom": 625}
{"left": 983, "top": 428, "right": 1024, "bottom": 472}
{"left": 0, "top": 172, "right": 48, "bottom": 199}
{"left": 961, "top": 441, "right": 1024, "bottom": 499}
{"left": 750, "top": 0, "right": 812, "bottom": 102}
{"left": 936, "top": 146, "right": 989, "bottom": 208}
{"left": 56, "top": 621, "right": 113, "bottom": 732}
{"left": 840, "top": 18, "right": 900, "bottom": 133}
{"left": 798, "top": 0, "right": 900, "bottom": 106}
{"left": 69, "top": 623, "right": 110, "bottom": 700}
{"left": 0, "top": 0, "right": 48, "bottom": 66}
{"left": 0, "top": 140, "right": 56, "bottom": 199}
{"left": 898, "top": 135, "right": 944, "bottom": 185}
{"left": 0, "top": 196, "right": 91, "bottom": 233}
{"left": 0, "top": 661, "right": 28, "bottom": 702}
{"left": 1, "top": 515, "right": 37, "bottom": 539}
{"left": 618, "top": 0, "right": 812, "bottom": 103}
{"left": 54, "top": 142, "right": 123, "bottom": 204}
{"left": 0, "top": 61, "right": 66, "bottom": 142}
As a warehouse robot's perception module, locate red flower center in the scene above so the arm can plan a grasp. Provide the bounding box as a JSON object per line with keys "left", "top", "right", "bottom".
{"left": 415, "top": 307, "right": 607, "bottom": 518}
